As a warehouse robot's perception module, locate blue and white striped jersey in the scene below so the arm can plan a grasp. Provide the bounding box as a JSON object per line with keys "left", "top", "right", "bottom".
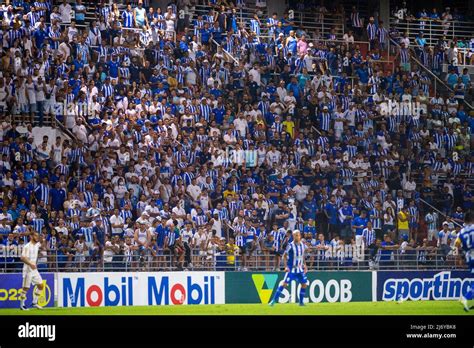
{"left": 285, "top": 241, "right": 306, "bottom": 273}
{"left": 370, "top": 208, "right": 383, "bottom": 229}
{"left": 81, "top": 227, "right": 94, "bottom": 243}
{"left": 362, "top": 227, "right": 376, "bottom": 246}
{"left": 458, "top": 223, "right": 474, "bottom": 270}
{"left": 32, "top": 218, "right": 45, "bottom": 233}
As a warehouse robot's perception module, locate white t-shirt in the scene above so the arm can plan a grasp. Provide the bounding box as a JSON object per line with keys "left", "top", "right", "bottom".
{"left": 193, "top": 232, "right": 208, "bottom": 250}
{"left": 59, "top": 3, "right": 72, "bottom": 23}
{"left": 172, "top": 206, "right": 186, "bottom": 227}
{"left": 104, "top": 241, "right": 114, "bottom": 262}
{"left": 187, "top": 184, "right": 201, "bottom": 201}
{"left": 110, "top": 215, "right": 124, "bottom": 234}
{"left": 21, "top": 241, "right": 40, "bottom": 273}
{"left": 233, "top": 118, "right": 248, "bottom": 137}
{"left": 26, "top": 82, "right": 36, "bottom": 104}
{"left": 55, "top": 226, "right": 69, "bottom": 236}
{"left": 181, "top": 229, "right": 194, "bottom": 244}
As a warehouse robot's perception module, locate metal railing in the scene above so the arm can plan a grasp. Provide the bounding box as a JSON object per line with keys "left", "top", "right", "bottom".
{"left": 451, "top": 47, "right": 474, "bottom": 67}
{"left": 10, "top": 113, "right": 78, "bottom": 142}
{"left": 0, "top": 246, "right": 467, "bottom": 273}
{"left": 211, "top": 39, "right": 239, "bottom": 65}
{"left": 190, "top": 4, "right": 345, "bottom": 39}
{"left": 418, "top": 198, "right": 464, "bottom": 229}
{"left": 289, "top": 10, "right": 345, "bottom": 37}
{"left": 390, "top": 17, "right": 474, "bottom": 48}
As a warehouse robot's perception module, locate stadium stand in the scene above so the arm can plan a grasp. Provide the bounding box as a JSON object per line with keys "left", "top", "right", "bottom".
{"left": 0, "top": 0, "right": 472, "bottom": 273}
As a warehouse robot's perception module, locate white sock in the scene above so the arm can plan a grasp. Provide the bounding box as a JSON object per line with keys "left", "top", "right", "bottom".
{"left": 32, "top": 289, "right": 42, "bottom": 305}
{"left": 19, "top": 289, "right": 27, "bottom": 306}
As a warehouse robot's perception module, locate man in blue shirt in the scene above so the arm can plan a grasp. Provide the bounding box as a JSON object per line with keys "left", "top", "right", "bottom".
{"left": 356, "top": 65, "right": 369, "bottom": 85}
{"left": 213, "top": 102, "right": 226, "bottom": 124}
{"left": 107, "top": 54, "right": 120, "bottom": 81}
{"left": 324, "top": 195, "right": 339, "bottom": 239}
{"left": 338, "top": 201, "right": 354, "bottom": 239}
{"left": 33, "top": 23, "right": 48, "bottom": 48}
{"left": 380, "top": 234, "right": 397, "bottom": 267}
{"left": 352, "top": 210, "right": 368, "bottom": 262}
{"left": 286, "top": 76, "right": 301, "bottom": 102}
{"left": 301, "top": 194, "right": 317, "bottom": 221}
{"left": 50, "top": 182, "right": 66, "bottom": 212}
{"left": 303, "top": 219, "right": 316, "bottom": 237}
{"left": 200, "top": 23, "right": 211, "bottom": 44}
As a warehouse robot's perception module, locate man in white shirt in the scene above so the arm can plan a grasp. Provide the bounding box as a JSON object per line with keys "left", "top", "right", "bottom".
{"left": 172, "top": 200, "right": 187, "bottom": 228}
{"left": 233, "top": 113, "right": 248, "bottom": 138}
{"left": 59, "top": 0, "right": 72, "bottom": 24}
{"left": 400, "top": 32, "right": 410, "bottom": 47}
{"left": 248, "top": 64, "right": 261, "bottom": 86}
{"left": 187, "top": 178, "right": 202, "bottom": 202}
{"left": 19, "top": 232, "right": 45, "bottom": 310}
{"left": 276, "top": 80, "right": 288, "bottom": 101}
{"left": 403, "top": 177, "right": 417, "bottom": 198}
{"left": 293, "top": 179, "right": 309, "bottom": 202}
{"left": 54, "top": 219, "right": 69, "bottom": 236}
{"left": 110, "top": 210, "right": 125, "bottom": 236}
{"left": 144, "top": 200, "right": 161, "bottom": 221}
{"left": 72, "top": 118, "right": 88, "bottom": 144}
{"left": 266, "top": 146, "right": 281, "bottom": 166}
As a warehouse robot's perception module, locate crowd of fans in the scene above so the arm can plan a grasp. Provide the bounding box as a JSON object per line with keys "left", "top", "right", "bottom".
{"left": 0, "top": 0, "right": 472, "bottom": 272}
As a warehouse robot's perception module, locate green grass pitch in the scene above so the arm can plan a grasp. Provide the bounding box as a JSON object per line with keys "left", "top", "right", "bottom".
{"left": 1, "top": 301, "right": 473, "bottom": 315}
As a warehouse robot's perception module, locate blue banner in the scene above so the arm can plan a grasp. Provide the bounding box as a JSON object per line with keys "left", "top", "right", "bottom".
{"left": 0, "top": 273, "right": 55, "bottom": 308}
{"left": 377, "top": 271, "right": 474, "bottom": 301}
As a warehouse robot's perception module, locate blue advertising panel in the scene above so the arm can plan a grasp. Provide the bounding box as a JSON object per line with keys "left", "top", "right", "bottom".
{"left": 377, "top": 271, "right": 474, "bottom": 301}
{"left": 0, "top": 273, "right": 55, "bottom": 308}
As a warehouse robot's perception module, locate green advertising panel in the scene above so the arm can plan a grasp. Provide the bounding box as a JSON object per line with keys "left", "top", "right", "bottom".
{"left": 225, "top": 271, "right": 373, "bottom": 304}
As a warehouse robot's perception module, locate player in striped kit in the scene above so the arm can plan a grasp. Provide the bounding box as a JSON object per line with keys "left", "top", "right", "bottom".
{"left": 350, "top": 6, "right": 363, "bottom": 38}
{"left": 233, "top": 222, "right": 248, "bottom": 271}
{"left": 266, "top": 13, "right": 278, "bottom": 38}
{"left": 377, "top": 21, "right": 388, "bottom": 51}
{"left": 366, "top": 17, "right": 377, "bottom": 50}
{"left": 424, "top": 210, "right": 438, "bottom": 242}
{"left": 456, "top": 211, "right": 474, "bottom": 311}
{"left": 269, "top": 230, "right": 308, "bottom": 306}
{"left": 362, "top": 221, "right": 377, "bottom": 269}
{"left": 19, "top": 231, "right": 45, "bottom": 310}
{"left": 408, "top": 201, "right": 419, "bottom": 241}
{"left": 122, "top": 4, "right": 135, "bottom": 28}
{"left": 370, "top": 202, "right": 383, "bottom": 239}
{"left": 249, "top": 13, "right": 261, "bottom": 36}
{"left": 396, "top": 43, "right": 411, "bottom": 72}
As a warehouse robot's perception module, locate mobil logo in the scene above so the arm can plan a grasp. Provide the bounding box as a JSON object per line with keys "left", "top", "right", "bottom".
{"left": 148, "top": 275, "right": 217, "bottom": 305}
{"left": 62, "top": 276, "right": 134, "bottom": 307}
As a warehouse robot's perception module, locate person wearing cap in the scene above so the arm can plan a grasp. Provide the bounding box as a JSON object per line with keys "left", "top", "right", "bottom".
{"left": 415, "top": 31, "right": 427, "bottom": 50}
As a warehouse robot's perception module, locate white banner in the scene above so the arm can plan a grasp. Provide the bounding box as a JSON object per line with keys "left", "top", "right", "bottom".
{"left": 58, "top": 272, "right": 225, "bottom": 307}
